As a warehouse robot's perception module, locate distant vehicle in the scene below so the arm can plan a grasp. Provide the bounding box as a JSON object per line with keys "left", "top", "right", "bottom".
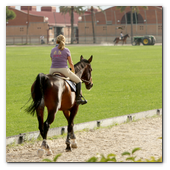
{"left": 133, "top": 35, "right": 156, "bottom": 45}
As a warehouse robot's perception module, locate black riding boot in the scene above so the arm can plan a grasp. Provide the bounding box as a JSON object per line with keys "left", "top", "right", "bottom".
{"left": 76, "top": 82, "right": 87, "bottom": 105}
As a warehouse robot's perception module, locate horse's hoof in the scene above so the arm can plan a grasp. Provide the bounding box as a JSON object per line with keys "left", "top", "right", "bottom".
{"left": 65, "top": 149, "right": 72, "bottom": 152}
{"left": 37, "top": 149, "right": 45, "bottom": 158}
{"left": 71, "top": 140, "right": 78, "bottom": 148}
{"left": 41, "top": 145, "right": 46, "bottom": 150}
{"left": 65, "top": 146, "right": 72, "bottom": 152}
{"left": 71, "top": 143, "right": 77, "bottom": 148}
{"left": 46, "top": 149, "right": 53, "bottom": 156}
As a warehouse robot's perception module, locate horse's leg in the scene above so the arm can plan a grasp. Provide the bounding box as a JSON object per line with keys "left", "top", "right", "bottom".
{"left": 64, "top": 104, "right": 79, "bottom": 152}
{"left": 69, "top": 104, "right": 79, "bottom": 149}
{"left": 36, "top": 105, "right": 49, "bottom": 157}
{"left": 115, "top": 40, "right": 118, "bottom": 45}
{"left": 40, "top": 106, "right": 58, "bottom": 156}
{"left": 63, "top": 110, "right": 71, "bottom": 151}
{"left": 114, "top": 39, "right": 116, "bottom": 46}
{"left": 36, "top": 106, "right": 44, "bottom": 140}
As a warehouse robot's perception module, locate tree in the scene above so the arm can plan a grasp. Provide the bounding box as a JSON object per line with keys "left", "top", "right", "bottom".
{"left": 116, "top": 6, "right": 148, "bottom": 44}
{"left": 88, "top": 6, "right": 102, "bottom": 44}
{"left": 90, "top": 6, "right": 96, "bottom": 44}
{"left": 60, "top": 6, "right": 84, "bottom": 44}
{"left": 6, "top": 7, "right": 16, "bottom": 22}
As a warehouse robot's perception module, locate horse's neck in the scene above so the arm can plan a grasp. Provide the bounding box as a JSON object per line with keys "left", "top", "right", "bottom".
{"left": 74, "top": 60, "right": 89, "bottom": 79}
{"left": 74, "top": 62, "right": 86, "bottom": 79}
{"left": 75, "top": 68, "right": 84, "bottom": 79}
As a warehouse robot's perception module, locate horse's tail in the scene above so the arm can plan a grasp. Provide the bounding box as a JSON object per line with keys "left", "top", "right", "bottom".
{"left": 26, "top": 73, "right": 47, "bottom": 116}
{"left": 113, "top": 38, "right": 116, "bottom": 42}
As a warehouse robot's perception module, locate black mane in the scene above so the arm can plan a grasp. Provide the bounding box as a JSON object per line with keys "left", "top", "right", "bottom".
{"left": 74, "top": 59, "right": 90, "bottom": 74}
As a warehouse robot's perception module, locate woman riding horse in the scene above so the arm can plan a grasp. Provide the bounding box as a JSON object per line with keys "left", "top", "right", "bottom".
{"left": 113, "top": 34, "right": 130, "bottom": 45}
{"left": 26, "top": 37, "right": 93, "bottom": 155}
{"left": 50, "top": 34, "right": 87, "bottom": 105}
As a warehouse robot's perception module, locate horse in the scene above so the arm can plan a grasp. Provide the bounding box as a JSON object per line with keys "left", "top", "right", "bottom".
{"left": 113, "top": 34, "right": 130, "bottom": 45}
{"left": 25, "top": 55, "right": 93, "bottom": 156}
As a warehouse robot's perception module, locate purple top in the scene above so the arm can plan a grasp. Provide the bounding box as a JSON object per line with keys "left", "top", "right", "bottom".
{"left": 50, "top": 46, "right": 71, "bottom": 68}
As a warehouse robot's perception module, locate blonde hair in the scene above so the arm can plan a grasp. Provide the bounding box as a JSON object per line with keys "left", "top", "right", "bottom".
{"left": 56, "top": 34, "right": 65, "bottom": 50}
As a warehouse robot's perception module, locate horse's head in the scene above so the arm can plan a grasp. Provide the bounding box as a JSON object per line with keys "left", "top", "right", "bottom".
{"left": 80, "top": 55, "right": 93, "bottom": 90}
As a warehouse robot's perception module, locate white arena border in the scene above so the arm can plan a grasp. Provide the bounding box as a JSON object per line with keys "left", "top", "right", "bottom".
{"left": 6, "top": 108, "right": 162, "bottom": 146}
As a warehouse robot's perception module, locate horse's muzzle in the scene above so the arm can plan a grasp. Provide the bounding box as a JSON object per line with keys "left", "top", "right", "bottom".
{"left": 86, "top": 83, "right": 93, "bottom": 90}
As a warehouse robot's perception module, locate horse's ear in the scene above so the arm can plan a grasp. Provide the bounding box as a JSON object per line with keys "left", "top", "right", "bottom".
{"left": 88, "top": 55, "right": 93, "bottom": 63}
{"left": 80, "top": 55, "right": 84, "bottom": 61}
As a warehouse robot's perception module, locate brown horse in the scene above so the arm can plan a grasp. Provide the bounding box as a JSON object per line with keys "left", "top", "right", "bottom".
{"left": 113, "top": 34, "right": 130, "bottom": 45}
{"left": 26, "top": 55, "right": 93, "bottom": 156}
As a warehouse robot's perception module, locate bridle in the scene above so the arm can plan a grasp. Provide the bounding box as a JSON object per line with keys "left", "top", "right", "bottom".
{"left": 81, "top": 78, "right": 92, "bottom": 85}
{"left": 80, "top": 64, "right": 92, "bottom": 85}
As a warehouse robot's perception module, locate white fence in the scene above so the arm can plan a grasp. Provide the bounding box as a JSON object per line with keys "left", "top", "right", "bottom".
{"left": 6, "top": 108, "right": 162, "bottom": 146}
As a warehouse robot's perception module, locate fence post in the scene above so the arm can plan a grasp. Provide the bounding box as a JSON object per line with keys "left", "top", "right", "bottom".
{"left": 83, "top": 15, "right": 86, "bottom": 44}
{"left": 144, "top": 10, "right": 147, "bottom": 35}
{"left": 114, "top": 11, "right": 117, "bottom": 37}
{"left": 104, "top": 11, "right": 108, "bottom": 42}
{"left": 94, "top": 11, "right": 97, "bottom": 43}
{"left": 135, "top": 11, "right": 137, "bottom": 36}
{"left": 155, "top": 9, "right": 158, "bottom": 36}
{"left": 124, "top": 11, "right": 127, "bottom": 34}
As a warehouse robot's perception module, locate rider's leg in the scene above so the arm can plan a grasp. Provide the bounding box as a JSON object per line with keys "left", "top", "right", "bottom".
{"left": 65, "top": 68, "right": 87, "bottom": 105}
{"left": 75, "top": 82, "right": 87, "bottom": 105}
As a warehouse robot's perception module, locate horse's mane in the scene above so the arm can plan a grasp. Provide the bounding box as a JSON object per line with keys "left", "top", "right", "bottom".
{"left": 74, "top": 59, "right": 90, "bottom": 74}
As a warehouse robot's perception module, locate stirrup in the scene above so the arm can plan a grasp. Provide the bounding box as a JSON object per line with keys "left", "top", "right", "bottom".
{"left": 76, "top": 95, "right": 87, "bottom": 105}
{"left": 81, "top": 95, "right": 87, "bottom": 101}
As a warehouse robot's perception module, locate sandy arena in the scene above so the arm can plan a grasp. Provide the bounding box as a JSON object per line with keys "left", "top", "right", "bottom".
{"left": 6, "top": 116, "right": 162, "bottom": 162}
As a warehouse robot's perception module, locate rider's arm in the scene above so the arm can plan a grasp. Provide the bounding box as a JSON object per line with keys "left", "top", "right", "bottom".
{"left": 68, "top": 56, "right": 75, "bottom": 73}
{"left": 50, "top": 51, "right": 52, "bottom": 61}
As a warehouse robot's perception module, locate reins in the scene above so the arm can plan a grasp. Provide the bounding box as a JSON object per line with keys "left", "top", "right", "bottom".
{"left": 81, "top": 78, "right": 91, "bottom": 84}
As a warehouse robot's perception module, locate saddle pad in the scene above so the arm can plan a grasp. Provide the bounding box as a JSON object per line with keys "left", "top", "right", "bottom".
{"left": 65, "top": 80, "right": 76, "bottom": 92}
{"left": 53, "top": 73, "right": 76, "bottom": 92}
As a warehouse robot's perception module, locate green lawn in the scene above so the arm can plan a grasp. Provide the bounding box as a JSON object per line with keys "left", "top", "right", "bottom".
{"left": 6, "top": 45, "right": 162, "bottom": 137}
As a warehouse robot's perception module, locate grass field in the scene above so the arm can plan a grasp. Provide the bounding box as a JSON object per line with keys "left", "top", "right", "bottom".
{"left": 6, "top": 45, "right": 162, "bottom": 137}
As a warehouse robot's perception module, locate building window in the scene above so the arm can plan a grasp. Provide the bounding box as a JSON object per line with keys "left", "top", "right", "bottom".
{"left": 37, "top": 27, "right": 41, "bottom": 29}
{"left": 103, "top": 26, "right": 107, "bottom": 30}
{"left": 158, "top": 25, "right": 162, "bottom": 30}
{"left": 140, "top": 26, "right": 143, "bottom": 30}
{"left": 20, "top": 27, "right": 24, "bottom": 32}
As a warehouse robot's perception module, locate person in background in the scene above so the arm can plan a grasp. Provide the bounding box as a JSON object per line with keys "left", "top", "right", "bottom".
{"left": 40, "top": 35, "right": 45, "bottom": 44}
{"left": 120, "top": 32, "right": 124, "bottom": 40}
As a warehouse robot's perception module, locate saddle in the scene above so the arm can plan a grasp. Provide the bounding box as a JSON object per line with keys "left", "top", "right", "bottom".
{"left": 52, "top": 72, "right": 76, "bottom": 92}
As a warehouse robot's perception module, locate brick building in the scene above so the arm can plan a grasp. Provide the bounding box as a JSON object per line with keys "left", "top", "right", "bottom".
{"left": 6, "top": 6, "right": 81, "bottom": 44}
{"left": 78, "top": 6, "right": 162, "bottom": 44}
{"left": 6, "top": 6, "right": 162, "bottom": 44}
